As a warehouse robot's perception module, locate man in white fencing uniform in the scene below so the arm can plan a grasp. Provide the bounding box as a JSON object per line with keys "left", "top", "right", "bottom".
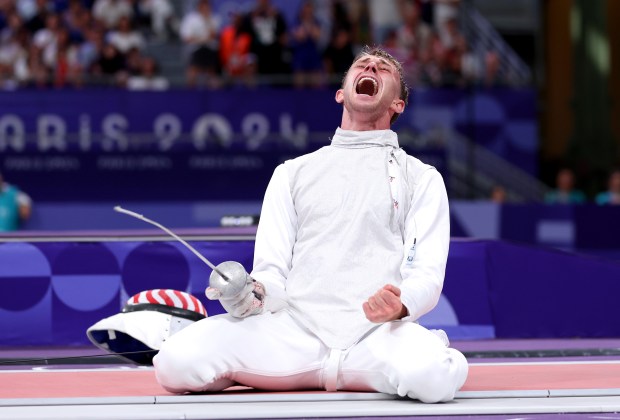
{"left": 154, "top": 45, "right": 468, "bottom": 403}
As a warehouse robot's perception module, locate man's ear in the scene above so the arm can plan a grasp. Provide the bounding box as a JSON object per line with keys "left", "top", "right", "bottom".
{"left": 390, "top": 98, "right": 405, "bottom": 115}
{"left": 335, "top": 89, "right": 344, "bottom": 104}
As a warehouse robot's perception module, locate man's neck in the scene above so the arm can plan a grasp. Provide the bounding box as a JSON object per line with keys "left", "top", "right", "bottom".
{"left": 340, "top": 113, "right": 391, "bottom": 131}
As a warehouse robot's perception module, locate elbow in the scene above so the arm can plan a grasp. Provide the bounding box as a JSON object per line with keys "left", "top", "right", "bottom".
{"left": 401, "top": 275, "right": 444, "bottom": 319}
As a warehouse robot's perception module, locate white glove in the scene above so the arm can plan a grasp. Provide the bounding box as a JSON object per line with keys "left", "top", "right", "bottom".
{"left": 206, "top": 279, "right": 288, "bottom": 318}
{"left": 208, "top": 279, "right": 265, "bottom": 318}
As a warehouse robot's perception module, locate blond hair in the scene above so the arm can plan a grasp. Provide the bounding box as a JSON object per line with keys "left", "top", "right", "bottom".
{"left": 343, "top": 45, "right": 409, "bottom": 124}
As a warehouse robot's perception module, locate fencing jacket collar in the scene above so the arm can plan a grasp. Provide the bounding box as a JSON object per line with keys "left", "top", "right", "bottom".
{"left": 331, "top": 127, "right": 399, "bottom": 149}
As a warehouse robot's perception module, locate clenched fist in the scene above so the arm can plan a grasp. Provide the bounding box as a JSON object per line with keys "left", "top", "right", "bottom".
{"left": 363, "top": 284, "right": 408, "bottom": 323}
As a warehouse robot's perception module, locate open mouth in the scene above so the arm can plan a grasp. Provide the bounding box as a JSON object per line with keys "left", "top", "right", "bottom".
{"left": 356, "top": 77, "right": 378, "bottom": 96}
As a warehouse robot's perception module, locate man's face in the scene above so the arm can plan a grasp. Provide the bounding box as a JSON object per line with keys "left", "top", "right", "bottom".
{"left": 336, "top": 54, "right": 404, "bottom": 122}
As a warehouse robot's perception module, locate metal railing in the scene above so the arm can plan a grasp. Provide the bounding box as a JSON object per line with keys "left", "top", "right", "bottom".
{"left": 460, "top": 2, "right": 533, "bottom": 86}
{"left": 446, "top": 129, "right": 549, "bottom": 202}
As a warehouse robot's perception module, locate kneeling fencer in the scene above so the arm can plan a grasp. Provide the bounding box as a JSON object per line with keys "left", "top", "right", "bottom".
{"left": 154, "top": 45, "right": 469, "bottom": 403}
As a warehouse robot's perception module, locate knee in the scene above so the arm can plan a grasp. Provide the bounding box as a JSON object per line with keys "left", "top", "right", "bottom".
{"left": 395, "top": 348, "right": 469, "bottom": 403}
{"left": 153, "top": 338, "right": 208, "bottom": 393}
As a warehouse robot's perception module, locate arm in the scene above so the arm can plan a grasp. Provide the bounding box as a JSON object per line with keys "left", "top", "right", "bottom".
{"left": 250, "top": 163, "right": 297, "bottom": 304}
{"left": 205, "top": 164, "right": 294, "bottom": 317}
{"left": 362, "top": 168, "right": 449, "bottom": 323}
{"left": 399, "top": 168, "right": 450, "bottom": 321}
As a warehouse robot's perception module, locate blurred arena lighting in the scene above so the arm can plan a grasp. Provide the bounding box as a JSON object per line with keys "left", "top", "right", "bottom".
{"left": 220, "top": 215, "right": 260, "bottom": 227}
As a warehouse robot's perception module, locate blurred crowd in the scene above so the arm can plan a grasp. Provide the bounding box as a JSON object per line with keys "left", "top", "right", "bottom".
{"left": 0, "top": 0, "right": 173, "bottom": 89}
{"left": 0, "top": 0, "right": 510, "bottom": 90}
{"left": 488, "top": 167, "right": 620, "bottom": 206}
{"left": 543, "top": 168, "right": 620, "bottom": 206}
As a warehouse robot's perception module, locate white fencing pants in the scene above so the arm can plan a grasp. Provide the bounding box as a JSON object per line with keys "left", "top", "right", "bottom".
{"left": 153, "top": 310, "right": 468, "bottom": 403}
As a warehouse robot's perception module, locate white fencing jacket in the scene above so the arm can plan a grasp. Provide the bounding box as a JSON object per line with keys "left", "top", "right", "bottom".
{"left": 251, "top": 128, "right": 450, "bottom": 350}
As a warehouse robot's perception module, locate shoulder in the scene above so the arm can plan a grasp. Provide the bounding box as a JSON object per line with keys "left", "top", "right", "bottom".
{"left": 279, "top": 147, "right": 331, "bottom": 188}
{"left": 282, "top": 146, "right": 330, "bottom": 171}
{"left": 401, "top": 151, "right": 442, "bottom": 186}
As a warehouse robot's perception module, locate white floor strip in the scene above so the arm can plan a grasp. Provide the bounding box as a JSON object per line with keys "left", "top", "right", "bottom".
{"left": 2, "top": 396, "right": 620, "bottom": 420}
{"left": 0, "top": 396, "right": 156, "bottom": 407}
{"left": 2, "top": 387, "right": 620, "bottom": 408}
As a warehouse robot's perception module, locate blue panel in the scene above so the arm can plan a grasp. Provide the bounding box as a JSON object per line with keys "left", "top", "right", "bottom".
{"left": 0, "top": 243, "right": 50, "bottom": 277}
{"left": 121, "top": 242, "right": 190, "bottom": 296}
{"left": 0, "top": 288, "right": 52, "bottom": 345}
{"left": 3, "top": 231, "right": 618, "bottom": 345}
{"left": 52, "top": 243, "right": 120, "bottom": 275}
{"left": 0, "top": 88, "right": 537, "bottom": 201}
{"left": 51, "top": 275, "right": 121, "bottom": 311}
{"left": 487, "top": 241, "right": 620, "bottom": 338}
{"left": 52, "top": 291, "right": 120, "bottom": 345}
{"left": 444, "top": 240, "right": 493, "bottom": 326}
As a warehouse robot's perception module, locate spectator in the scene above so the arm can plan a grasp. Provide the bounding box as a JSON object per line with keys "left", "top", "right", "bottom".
{"left": 240, "top": 0, "right": 290, "bottom": 77}
{"left": 9, "top": 28, "right": 34, "bottom": 87}
{"left": 219, "top": 9, "right": 255, "bottom": 85}
{"left": 1, "top": 9, "right": 22, "bottom": 43}
{"left": 62, "top": 0, "right": 91, "bottom": 42}
{"left": 322, "top": 1, "right": 354, "bottom": 85}
{"left": 21, "top": 42, "right": 49, "bottom": 87}
{"left": 179, "top": 0, "right": 221, "bottom": 88}
{"left": 392, "top": 2, "right": 431, "bottom": 85}
{"left": 457, "top": 36, "right": 480, "bottom": 85}
{"left": 92, "top": 42, "right": 125, "bottom": 83}
{"left": 124, "top": 46, "right": 143, "bottom": 73}
{"left": 433, "top": 0, "right": 460, "bottom": 40}
{"left": 595, "top": 169, "right": 620, "bottom": 205}
{"left": 396, "top": 2, "right": 431, "bottom": 61}
{"left": 329, "top": 0, "right": 352, "bottom": 36}
{"left": 441, "top": 44, "right": 464, "bottom": 87}
{"left": 418, "top": 30, "right": 444, "bottom": 86}
{"left": 347, "top": 0, "right": 372, "bottom": 47}
{"left": 32, "top": 12, "right": 61, "bottom": 70}
{"left": 482, "top": 50, "right": 505, "bottom": 88}
{"left": 544, "top": 168, "right": 587, "bottom": 205}
{"left": 76, "top": 26, "right": 104, "bottom": 74}
{"left": 135, "top": 0, "right": 175, "bottom": 40}
{"left": 367, "top": 0, "right": 400, "bottom": 44}
{"left": 0, "top": 171, "right": 32, "bottom": 232}
{"left": 0, "top": 1, "right": 16, "bottom": 29}
{"left": 53, "top": 26, "right": 81, "bottom": 87}
{"left": 322, "top": 27, "right": 354, "bottom": 86}
{"left": 127, "top": 55, "right": 168, "bottom": 90}
{"left": 0, "top": 26, "right": 28, "bottom": 89}
{"left": 290, "top": 0, "right": 323, "bottom": 88}
{"left": 23, "top": 0, "right": 51, "bottom": 34}
{"left": 107, "top": 15, "right": 145, "bottom": 55}
{"left": 437, "top": 15, "right": 463, "bottom": 50}
{"left": 382, "top": 29, "right": 408, "bottom": 72}
{"left": 92, "top": 0, "right": 132, "bottom": 30}
{"left": 490, "top": 185, "right": 507, "bottom": 203}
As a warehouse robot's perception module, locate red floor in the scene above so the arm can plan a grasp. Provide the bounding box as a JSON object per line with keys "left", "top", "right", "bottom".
{"left": 2, "top": 362, "right": 620, "bottom": 400}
